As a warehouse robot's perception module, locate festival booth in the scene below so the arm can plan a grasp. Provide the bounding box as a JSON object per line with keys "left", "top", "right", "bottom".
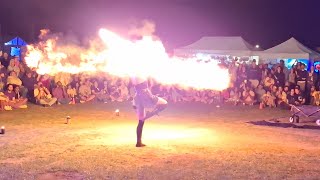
{"left": 174, "top": 36, "right": 259, "bottom": 64}
{"left": 256, "top": 37, "right": 320, "bottom": 70}
{"left": 4, "top": 37, "right": 28, "bottom": 59}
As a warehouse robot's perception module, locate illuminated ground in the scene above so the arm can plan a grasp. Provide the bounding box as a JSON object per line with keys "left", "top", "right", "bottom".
{"left": 0, "top": 102, "right": 320, "bottom": 179}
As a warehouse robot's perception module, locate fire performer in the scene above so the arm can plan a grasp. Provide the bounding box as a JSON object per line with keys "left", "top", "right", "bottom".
{"left": 131, "top": 76, "right": 167, "bottom": 147}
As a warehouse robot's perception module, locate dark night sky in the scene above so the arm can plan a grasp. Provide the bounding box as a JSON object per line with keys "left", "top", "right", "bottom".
{"left": 1, "top": 0, "right": 320, "bottom": 50}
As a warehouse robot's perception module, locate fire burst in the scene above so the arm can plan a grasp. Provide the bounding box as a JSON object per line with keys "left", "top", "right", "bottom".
{"left": 25, "top": 28, "right": 230, "bottom": 91}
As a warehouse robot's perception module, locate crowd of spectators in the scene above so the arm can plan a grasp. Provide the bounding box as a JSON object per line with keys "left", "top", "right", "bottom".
{"left": 0, "top": 51, "right": 319, "bottom": 111}
{"left": 226, "top": 58, "right": 319, "bottom": 110}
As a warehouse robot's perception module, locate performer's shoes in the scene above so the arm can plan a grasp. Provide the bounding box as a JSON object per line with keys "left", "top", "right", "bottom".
{"left": 136, "top": 143, "right": 146, "bottom": 147}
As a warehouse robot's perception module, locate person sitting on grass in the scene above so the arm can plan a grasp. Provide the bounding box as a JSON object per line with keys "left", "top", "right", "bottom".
{"left": 264, "top": 72, "right": 275, "bottom": 90}
{"left": 34, "top": 82, "right": 57, "bottom": 107}
{"left": 4, "top": 84, "right": 27, "bottom": 109}
{"left": 53, "top": 81, "right": 71, "bottom": 105}
{"left": 294, "top": 86, "right": 305, "bottom": 106}
{"left": 310, "top": 85, "right": 320, "bottom": 106}
{"left": 66, "top": 84, "right": 77, "bottom": 104}
{"left": 13, "top": 86, "right": 28, "bottom": 108}
{"left": 0, "top": 92, "right": 12, "bottom": 110}
{"left": 91, "top": 80, "right": 108, "bottom": 103}
{"left": 118, "top": 80, "right": 130, "bottom": 102}
{"left": 259, "top": 91, "right": 276, "bottom": 109}
{"left": 7, "top": 71, "right": 28, "bottom": 98}
{"left": 255, "top": 84, "right": 266, "bottom": 104}
{"left": 276, "top": 86, "right": 289, "bottom": 109}
{"left": 78, "top": 80, "right": 95, "bottom": 103}
{"left": 227, "top": 87, "right": 241, "bottom": 105}
{"left": 241, "top": 86, "right": 256, "bottom": 105}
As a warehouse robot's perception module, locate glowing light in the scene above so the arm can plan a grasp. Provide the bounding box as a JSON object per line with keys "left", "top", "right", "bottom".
{"left": 78, "top": 123, "right": 217, "bottom": 146}
{"left": 25, "top": 28, "right": 231, "bottom": 90}
{"left": 255, "top": 44, "right": 260, "bottom": 49}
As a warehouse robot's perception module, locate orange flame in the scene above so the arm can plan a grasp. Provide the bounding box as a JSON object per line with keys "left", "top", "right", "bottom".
{"left": 25, "top": 28, "right": 230, "bottom": 90}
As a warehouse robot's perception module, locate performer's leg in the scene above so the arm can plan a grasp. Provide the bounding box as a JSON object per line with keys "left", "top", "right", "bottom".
{"left": 136, "top": 105, "right": 146, "bottom": 147}
{"left": 143, "top": 97, "right": 167, "bottom": 121}
{"left": 136, "top": 120, "right": 146, "bottom": 147}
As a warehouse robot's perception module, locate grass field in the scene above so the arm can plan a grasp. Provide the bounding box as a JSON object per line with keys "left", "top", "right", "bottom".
{"left": 0, "top": 102, "right": 320, "bottom": 179}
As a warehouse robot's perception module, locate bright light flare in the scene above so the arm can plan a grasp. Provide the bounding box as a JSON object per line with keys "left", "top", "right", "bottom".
{"left": 25, "top": 28, "right": 231, "bottom": 90}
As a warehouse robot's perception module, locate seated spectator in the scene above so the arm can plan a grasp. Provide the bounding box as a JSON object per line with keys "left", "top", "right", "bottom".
{"left": 274, "top": 66, "right": 285, "bottom": 88}
{"left": 13, "top": 86, "right": 28, "bottom": 108}
{"left": 67, "top": 84, "right": 77, "bottom": 104}
{"left": 283, "top": 85, "right": 290, "bottom": 95}
{"left": 22, "top": 71, "right": 37, "bottom": 101}
{"left": 78, "top": 80, "right": 95, "bottom": 103}
{"left": 287, "top": 89, "right": 296, "bottom": 105}
{"left": 241, "top": 86, "right": 256, "bottom": 105}
{"left": 276, "top": 86, "right": 289, "bottom": 109}
{"left": 0, "top": 62, "right": 7, "bottom": 91}
{"left": 255, "top": 84, "right": 266, "bottom": 103}
{"left": 227, "top": 87, "right": 241, "bottom": 105}
{"left": 7, "top": 57, "right": 21, "bottom": 77}
{"left": 310, "top": 85, "right": 320, "bottom": 106}
{"left": 53, "top": 81, "right": 71, "bottom": 104}
{"left": 294, "top": 86, "right": 305, "bottom": 106}
{"left": 4, "top": 84, "right": 27, "bottom": 109}
{"left": 91, "top": 80, "right": 108, "bottom": 103}
{"left": 118, "top": 80, "right": 129, "bottom": 101}
{"left": 0, "top": 92, "right": 12, "bottom": 110}
{"left": 38, "top": 74, "right": 51, "bottom": 91}
{"left": 7, "top": 71, "right": 28, "bottom": 98}
{"left": 264, "top": 73, "right": 275, "bottom": 90}
{"left": 170, "top": 86, "right": 183, "bottom": 103}
{"left": 34, "top": 82, "right": 57, "bottom": 107}
{"left": 259, "top": 91, "right": 276, "bottom": 109}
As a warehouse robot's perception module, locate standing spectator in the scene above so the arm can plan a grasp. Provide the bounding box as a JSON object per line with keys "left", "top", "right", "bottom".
{"left": 296, "top": 64, "right": 308, "bottom": 92}
{"left": 247, "top": 59, "right": 261, "bottom": 88}
{"left": 237, "top": 65, "right": 247, "bottom": 87}
{"left": 274, "top": 66, "right": 285, "bottom": 88}
{"left": 277, "top": 60, "right": 289, "bottom": 81}
{"left": 228, "top": 59, "right": 238, "bottom": 84}
{"left": 53, "top": 81, "right": 71, "bottom": 104}
{"left": 306, "top": 66, "right": 317, "bottom": 104}
{"left": 288, "top": 68, "right": 296, "bottom": 89}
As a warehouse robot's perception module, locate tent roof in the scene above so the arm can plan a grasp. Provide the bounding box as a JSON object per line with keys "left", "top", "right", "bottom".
{"left": 5, "top": 37, "right": 27, "bottom": 46}
{"left": 258, "top": 37, "right": 320, "bottom": 60}
{"left": 174, "top": 36, "right": 255, "bottom": 56}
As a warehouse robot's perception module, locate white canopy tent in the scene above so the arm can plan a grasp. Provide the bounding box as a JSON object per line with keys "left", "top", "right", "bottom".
{"left": 174, "top": 36, "right": 256, "bottom": 57}
{"left": 257, "top": 37, "right": 320, "bottom": 61}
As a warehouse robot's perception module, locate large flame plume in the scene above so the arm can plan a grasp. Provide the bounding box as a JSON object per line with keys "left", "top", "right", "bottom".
{"left": 25, "top": 24, "right": 230, "bottom": 90}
